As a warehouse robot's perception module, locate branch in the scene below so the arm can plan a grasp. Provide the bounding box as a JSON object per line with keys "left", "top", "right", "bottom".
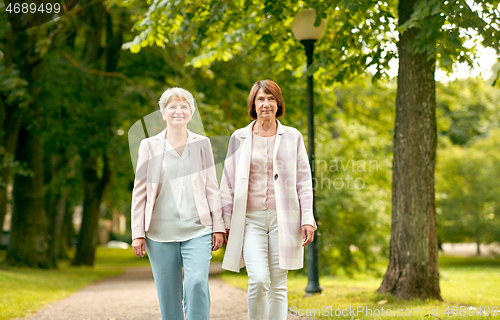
{"left": 63, "top": 0, "right": 102, "bottom": 17}
{"left": 55, "top": 48, "right": 157, "bottom": 107}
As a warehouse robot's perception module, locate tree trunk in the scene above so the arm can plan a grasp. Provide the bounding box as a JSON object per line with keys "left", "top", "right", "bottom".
{"left": 72, "top": 153, "right": 111, "bottom": 266}
{"left": 44, "top": 150, "right": 77, "bottom": 267}
{"left": 0, "top": 99, "right": 7, "bottom": 232}
{"left": 71, "top": 1, "right": 119, "bottom": 266}
{"left": 6, "top": 127, "right": 49, "bottom": 267}
{"left": 45, "top": 183, "right": 68, "bottom": 267}
{"left": 0, "top": 184, "right": 7, "bottom": 232}
{"left": 0, "top": 77, "right": 24, "bottom": 234}
{"left": 59, "top": 201, "right": 74, "bottom": 260}
{"left": 0, "top": 147, "right": 16, "bottom": 234}
{"left": 377, "top": 0, "right": 442, "bottom": 300}
{"left": 2, "top": 21, "right": 56, "bottom": 267}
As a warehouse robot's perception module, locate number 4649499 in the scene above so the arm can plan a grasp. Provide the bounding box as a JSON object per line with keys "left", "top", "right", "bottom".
{"left": 444, "top": 306, "right": 498, "bottom": 316}
{"left": 6, "top": 2, "right": 61, "bottom": 14}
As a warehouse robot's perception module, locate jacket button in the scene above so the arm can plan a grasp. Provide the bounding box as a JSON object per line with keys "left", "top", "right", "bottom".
{"left": 274, "top": 174, "right": 278, "bottom": 180}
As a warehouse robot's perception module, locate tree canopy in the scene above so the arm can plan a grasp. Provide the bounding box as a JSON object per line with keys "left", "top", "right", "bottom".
{"left": 126, "top": 0, "right": 500, "bottom": 85}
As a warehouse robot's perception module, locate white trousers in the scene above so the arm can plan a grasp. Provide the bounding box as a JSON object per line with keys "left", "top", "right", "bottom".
{"left": 243, "top": 209, "right": 288, "bottom": 320}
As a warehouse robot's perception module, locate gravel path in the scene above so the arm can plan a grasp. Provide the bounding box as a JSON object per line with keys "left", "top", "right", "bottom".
{"left": 20, "top": 264, "right": 311, "bottom": 320}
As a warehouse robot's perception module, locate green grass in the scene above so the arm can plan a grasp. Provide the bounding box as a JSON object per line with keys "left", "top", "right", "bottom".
{"left": 219, "top": 255, "right": 500, "bottom": 319}
{"left": 93, "top": 247, "right": 152, "bottom": 268}
{"left": 212, "top": 246, "right": 225, "bottom": 263}
{"left": 0, "top": 247, "right": 150, "bottom": 320}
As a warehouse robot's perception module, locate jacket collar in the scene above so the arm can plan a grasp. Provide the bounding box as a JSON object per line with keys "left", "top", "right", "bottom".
{"left": 150, "top": 127, "right": 198, "bottom": 155}
{"left": 241, "top": 119, "right": 284, "bottom": 139}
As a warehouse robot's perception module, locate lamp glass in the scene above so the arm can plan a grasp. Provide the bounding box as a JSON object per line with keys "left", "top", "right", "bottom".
{"left": 292, "top": 8, "right": 327, "bottom": 41}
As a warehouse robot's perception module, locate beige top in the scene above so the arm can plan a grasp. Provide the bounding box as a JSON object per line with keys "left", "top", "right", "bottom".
{"left": 246, "top": 133, "right": 277, "bottom": 211}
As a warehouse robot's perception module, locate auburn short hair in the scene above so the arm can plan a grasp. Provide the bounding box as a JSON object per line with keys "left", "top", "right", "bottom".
{"left": 247, "top": 80, "right": 285, "bottom": 120}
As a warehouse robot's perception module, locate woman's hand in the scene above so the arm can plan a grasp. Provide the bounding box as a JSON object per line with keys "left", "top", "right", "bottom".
{"left": 212, "top": 232, "right": 224, "bottom": 251}
{"left": 302, "top": 225, "right": 315, "bottom": 247}
{"left": 132, "top": 238, "right": 146, "bottom": 257}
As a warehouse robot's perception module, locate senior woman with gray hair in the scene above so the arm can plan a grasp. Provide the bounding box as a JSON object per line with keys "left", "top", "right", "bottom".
{"left": 131, "top": 87, "right": 225, "bottom": 320}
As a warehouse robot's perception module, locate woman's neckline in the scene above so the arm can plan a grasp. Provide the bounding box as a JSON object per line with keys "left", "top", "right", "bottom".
{"left": 252, "top": 132, "right": 277, "bottom": 138}
{"left": 252, "top": 120, "right": 278, "bottom": 137}
{"left": 165, "top": 139, "right": 189, "bottom": 158}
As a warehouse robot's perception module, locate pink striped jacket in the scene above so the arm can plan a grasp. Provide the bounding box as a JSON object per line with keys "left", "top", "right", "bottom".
{"left": 221, "top": 120, "right": 317, "bottom": 272}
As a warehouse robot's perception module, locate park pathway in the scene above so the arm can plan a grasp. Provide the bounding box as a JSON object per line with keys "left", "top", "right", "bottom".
{"left": 19, "top": 264, "right": 311, "bottom": 320}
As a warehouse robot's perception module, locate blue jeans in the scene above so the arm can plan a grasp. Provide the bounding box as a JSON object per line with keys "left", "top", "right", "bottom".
{"left": 146, "top": 233, "right": 212, "bottom": 320}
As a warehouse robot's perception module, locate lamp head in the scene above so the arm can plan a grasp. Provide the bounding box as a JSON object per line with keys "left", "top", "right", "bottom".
{"left": 292, "top": 8, "right": 327, "bottom": 41}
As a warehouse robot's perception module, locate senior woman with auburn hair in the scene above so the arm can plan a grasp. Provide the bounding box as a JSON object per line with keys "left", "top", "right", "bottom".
{"left": 131, "top": 87, "right": 225, "bottom": 320}
{"left": 221, "top": 79, "right": 317, "bottom": 319}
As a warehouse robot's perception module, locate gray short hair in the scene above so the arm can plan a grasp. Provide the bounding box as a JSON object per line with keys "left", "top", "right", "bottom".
{"left": 158, "top": 87, "right": 196, "bottom": 114}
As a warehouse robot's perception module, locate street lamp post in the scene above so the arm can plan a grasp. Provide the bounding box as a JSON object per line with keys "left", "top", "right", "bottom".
{"left": 292, "top": 8, "right": 326, "bottom": 295}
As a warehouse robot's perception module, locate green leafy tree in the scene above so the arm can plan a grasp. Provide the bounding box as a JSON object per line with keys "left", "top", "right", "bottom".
{"left": 313, "top": 77, "right": 395, "bottom": 275}
{"left": 315, "top": 121, "right": 393, "bottom": 276}
{"left": 436, "top": 129, "right": 500, "bottom": 254}
{"left": 1, "top": 10, "right": 62, "bottom": 267}
{"left": 1, "top": 0, "right": 152, "bottom": 267}
{"left": 437, "top": 78, "right": 500, "bottom": 146}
